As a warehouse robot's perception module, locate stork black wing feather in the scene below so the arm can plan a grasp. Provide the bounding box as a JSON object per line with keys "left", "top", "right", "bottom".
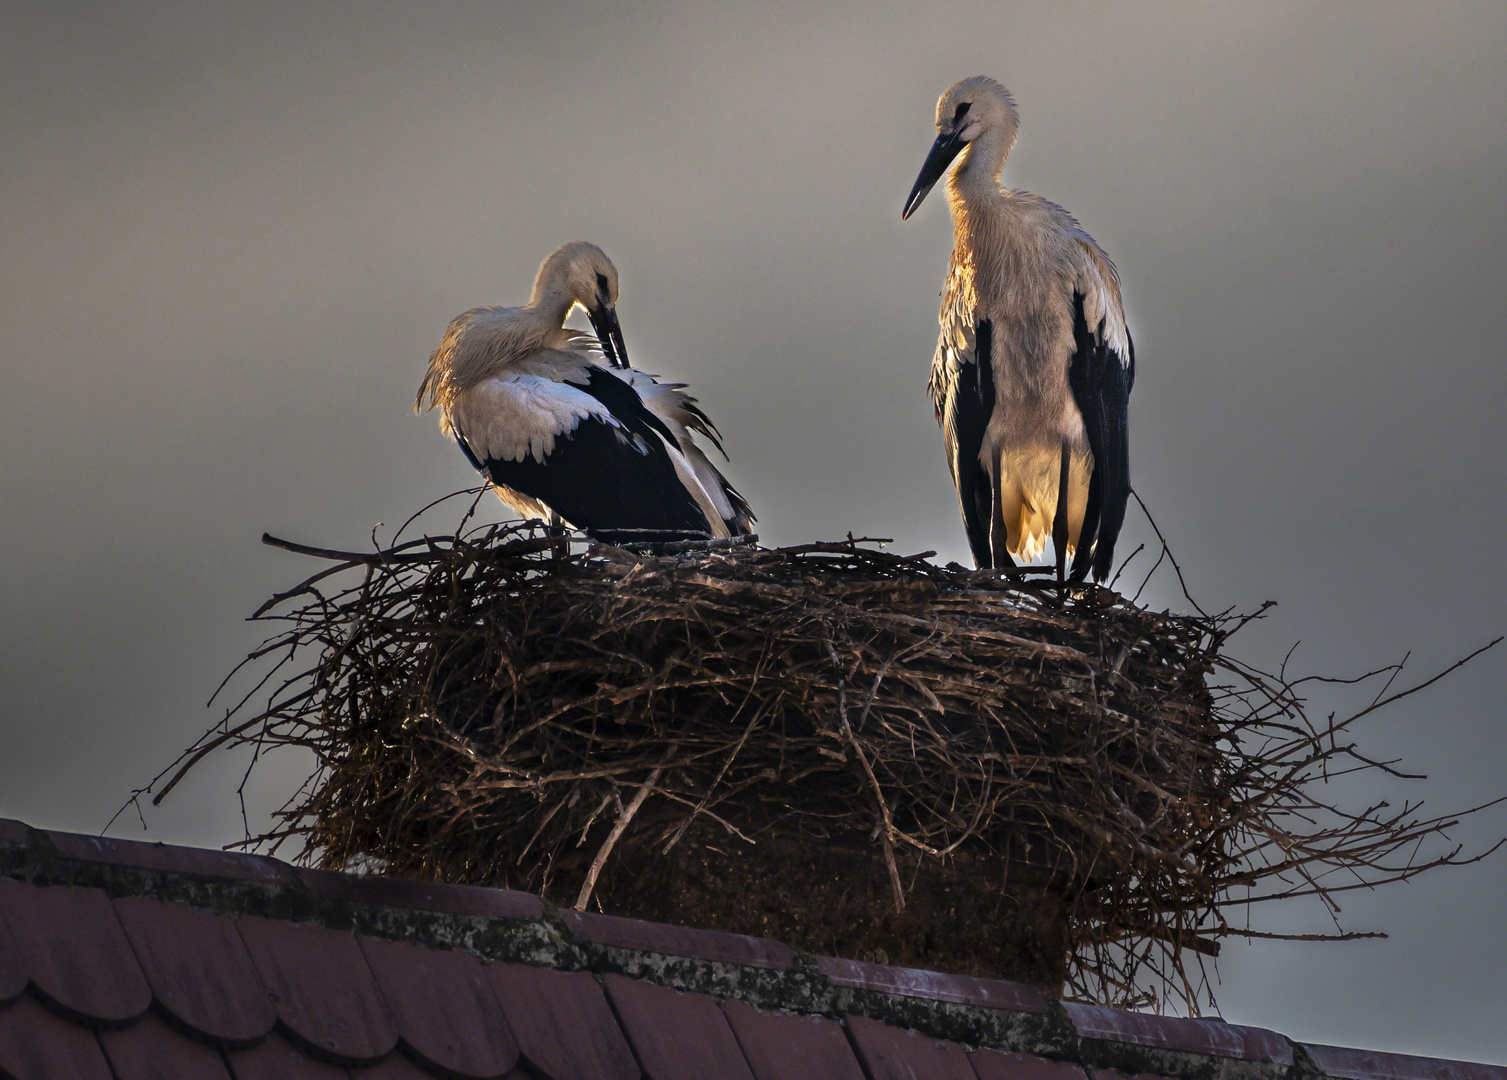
{"left": 462, "top": 367, "right": 720, "bottom": 543}
{"left": 1067, "top": 293, "right": 1132, "bottom": 582}
{"left": 949, "top": 318, "right": 997, "bottom": 569}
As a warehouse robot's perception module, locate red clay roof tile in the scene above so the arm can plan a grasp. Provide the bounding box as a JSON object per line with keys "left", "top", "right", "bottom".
{"left": 236, "top": 915, "right": 399, "bottom": 1066}
{"left": 0, "top": 880, "right": 151, "bottom": 1027}
{"left": 722, "top": 1000, "right": 868, "bottom": 1080}
{"left": 603, "top": 972, "right": 756, "bottom": 1080}
{"left": 567, "top": 910, "right": 795, "bottom": 970}
{"left": 224, "top": 1030, "right": 352, "bottom": 1080}
{"left": 0, "top": 993, "right": 114, "bottom": 1080}
{"left": 1066, "top": 1004, "right": 1292, "bottom": 1065}
{"left": 0, "top": 903, "right": 25, "bottom": 1006}
{"left": 846, "top": 1013, "right": 977, "bottom": 1080}
{"left": 359, "top": 934, "right": 519, "bottom": 1079}
{"left": 816, "top": 956, "right": 1050, "bottom": 1014}
{"left": 486, "top": 963, "right": 639, "bottom": 1080}
{"left": 99, "top": 1009, "right": 235, "bottom": 1079}
{"left": 114, "top": 896, "right": 276, "bottom": 1047}
{"left": 349, "top": 1050, "right": 451, "bottom": 1079}
{"left": 971, "top": 1050, "right": 1088, "bottom": 1080}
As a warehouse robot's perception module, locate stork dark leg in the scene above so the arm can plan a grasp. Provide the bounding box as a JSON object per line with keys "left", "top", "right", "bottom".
{"left": 1052, "top": 441, "right": 1071, "bottom": 583}
{"left": 989, "top": 485, "right": 1015, "bottom": 571}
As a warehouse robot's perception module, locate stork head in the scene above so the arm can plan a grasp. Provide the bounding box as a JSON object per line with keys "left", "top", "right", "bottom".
{"left": 902, "top": 76, "right": 1019, "bottom": 220}
{"left": 532, "top": 241, "right": 630, "bottom": 368}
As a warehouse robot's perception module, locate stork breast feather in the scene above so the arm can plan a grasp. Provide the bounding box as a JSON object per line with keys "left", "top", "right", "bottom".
{"left": 453, "top": 374, "right": 620, "bottom": 464}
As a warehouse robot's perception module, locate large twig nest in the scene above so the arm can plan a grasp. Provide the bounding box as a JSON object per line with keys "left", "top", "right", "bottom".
{"left": 158, "top": 508, "right": 1500, "bottom": 1010}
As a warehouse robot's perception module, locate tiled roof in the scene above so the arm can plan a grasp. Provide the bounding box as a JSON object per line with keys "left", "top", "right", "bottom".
{"left": 0, "top": 817, "right": 1501, "bottom": 1080}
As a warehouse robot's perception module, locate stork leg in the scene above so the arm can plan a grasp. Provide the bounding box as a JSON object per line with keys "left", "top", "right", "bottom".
{"left": 547, "top": 510, "right": 567, "bottom": 561}
{"left": 1051, "top": 441, "right": 1070, "bottom": 584}
{"left": 988, "top": 486, "right": 1015, "bottom": 571}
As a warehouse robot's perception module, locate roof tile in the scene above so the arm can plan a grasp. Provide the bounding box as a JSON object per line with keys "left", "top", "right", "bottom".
{"left": 567, "top": 910, "right": 795, "bottom": 970}
{"left": 486, "top": 963, "right": 639, "bottom": 1080}
{"left": 0, "top": 901, "right": 25, "bottom": 1006}
{"left": 224, "top": 1030, "right": 352, "bottom": 1080}
{"left": 0, "top": 879, "right": 151, "bottom": 1026}
{"left": 722, "top": 1000, "right": 867, "bottom": 1080}
{"left": 99, "top": 1009, "right": 235, "bottom": 1079}
{"left": 349, "top": 1050, "right": 451, "bottom": 1079}
{"left": 816, "top": 956, "right": 1049, "bottom": 1014}
{"left": 1066, "top": 1004, "right": 1292, "bottom": 1065}
{"left": 0, "top": 993, "right": 114, "bottom": 1080}
{"left": 302, "top": 868, "right": 543, "bottom": 920}
{"left": 360, "top": 934, "right": 519, "bottom": 1078}
{"left": 42, "top": 828, "right": 297, "bottom": 887}
{"left": 603, "top": 972, "right": 755, "bottom": 1080}
{"left": 114, "top": 895, "right": 275, "bottom": 1046}
{"left": 236, "top": 914, "right": 399, "bottom": 1066}
{"left": 847, "top": 1013, "right": 976, "bottom": 1080}
{"left": 972, "top": 1050, "right": 1089, "bottom": 1080}
{"left": 1305, "top": 1044, "right": 1507, "bottom": 1080}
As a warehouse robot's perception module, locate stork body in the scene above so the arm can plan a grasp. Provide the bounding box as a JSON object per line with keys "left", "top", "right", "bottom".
{"left": 416, "top": 242, "right": 751, "bottom": 543}
{"left": 903, "top": 77, "right": 1133, "bottom": 582}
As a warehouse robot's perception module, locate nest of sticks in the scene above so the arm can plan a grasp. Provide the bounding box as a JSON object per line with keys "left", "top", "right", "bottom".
{"left": 151, "top": 496, "right": 1501, "bottom": 1010}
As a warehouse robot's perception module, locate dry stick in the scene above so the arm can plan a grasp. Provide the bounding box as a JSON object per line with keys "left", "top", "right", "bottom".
{"left": 573, "top": 764, "right": 664, "bottom": 912}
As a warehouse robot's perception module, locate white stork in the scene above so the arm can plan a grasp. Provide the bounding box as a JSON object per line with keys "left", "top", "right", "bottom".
{"left": 902, "top": 76, "right": 1133, "bottom": 583}
{"left": 415, "top": 241, "right": 753, "bottom": 543}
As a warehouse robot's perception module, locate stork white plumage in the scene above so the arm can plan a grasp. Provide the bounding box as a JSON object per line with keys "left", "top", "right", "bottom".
{"left": 902, "top": 76, "right": 1133, "bottom": 583}
{"left": 415, "top": 241, "right": 752, "bottom": 543}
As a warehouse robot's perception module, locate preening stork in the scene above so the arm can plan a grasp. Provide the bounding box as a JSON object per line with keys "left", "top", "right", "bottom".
{"left": 415, "top": 241, "right": 753, "bottom": 543}
{"left": 902, "top": 76, "right": 1134, "bottom": 583}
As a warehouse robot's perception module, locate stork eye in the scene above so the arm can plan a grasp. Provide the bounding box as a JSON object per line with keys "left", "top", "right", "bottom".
{"left": 595, "top": 272, "right": 610, "bottom": 294}
{"left": 953, "top": 102, "right": 972, "bottom": 123}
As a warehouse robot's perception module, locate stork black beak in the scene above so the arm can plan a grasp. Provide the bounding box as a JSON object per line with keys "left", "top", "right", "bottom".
{"left": 587, "top": 296, "right": 630, "bottom": 370}
{"left": 902, "top": 129, "right": 968, "bottom": 221}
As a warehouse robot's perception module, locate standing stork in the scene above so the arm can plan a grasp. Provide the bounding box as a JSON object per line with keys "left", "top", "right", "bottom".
{"left": 902, "top": 76, "right": 1133, "bottom": 583}
{"left": 415, "top": 241, "right": 752, "bottom": 543}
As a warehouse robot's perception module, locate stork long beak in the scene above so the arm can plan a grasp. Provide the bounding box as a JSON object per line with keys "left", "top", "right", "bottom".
{"left": 902, "top": 129, "right": 968, "bottom": 221}
{"left": 587, "top": 297, "right": 630, "bottom": 370}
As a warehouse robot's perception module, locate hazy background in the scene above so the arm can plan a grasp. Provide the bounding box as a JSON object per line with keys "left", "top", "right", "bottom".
{"left": 2, "top": 0, "right": 1504, "bottom": 1061}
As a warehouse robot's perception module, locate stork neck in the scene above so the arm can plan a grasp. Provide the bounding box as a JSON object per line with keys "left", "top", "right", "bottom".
{"left": 527, "top": 286, "right": 578, "bottom": 332}
{"left": 950, "top": 125, "right": 1012, "bottom": 204}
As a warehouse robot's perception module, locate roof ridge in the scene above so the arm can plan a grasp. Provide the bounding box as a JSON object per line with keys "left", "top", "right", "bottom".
{"left": 1, "top": 819, "right": 1500, "bottom": 1079}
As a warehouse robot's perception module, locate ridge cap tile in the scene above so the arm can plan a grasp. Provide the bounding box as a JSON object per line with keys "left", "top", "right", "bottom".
{"left": 358, "top": 933, "right": 520, "bottom": 1078}
{"left": 225, "top": 1029, "right": 352, "bottom": 1080}
{"left": 236, "top": 913, "right": 400, "bottom": 1066}
{"left": 603, "top": 972, "right": 756, "bottom": 1080}
{"left": 99, "top": 1009, "right": 235, "bottom": 1079}
{"left": 42, "top": 828, "right": 298, "bottom": 887}
{"left": 845, "top": 1012, "right": 977, "bottom": 1080}
{"left": 0, "top": 879, "right": 152, "bottom": 1027}
{"left": 815, "top": 955, "right": 1049, "bottom": 1014}
{"left": 0, "top": 993, "right": 114, "bottom": 1080}
{"left": 722, "top": 999, "right": 867, "bottom": 1080}
{"left": 486, "top": 962, "right": 639, "bottom": 1080}
{"left": 1304, "top": 1044, "right": 1507, "bottom": 1080}
{"left": 971, "top": 1049, "right": 1090, "bottom": 1080}
{"left": 1065, "top": 1002, "right": 1293, "bottom": 1064}
{"left": 300, "top": 866, "right": 544, "bottom": 920}
{"left": 566, "top": 910, "right": 795, "bottom": 970}
{"left": 0, "top": 820, "right": 29, "bottom": 848}
{"left": 113, "top": 894, "right": 276, "bottom": 1047}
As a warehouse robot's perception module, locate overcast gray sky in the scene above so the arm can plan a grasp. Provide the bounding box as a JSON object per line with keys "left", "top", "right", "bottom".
{"left": 2, "top": 0, "right": 1505, "bottom": 1063}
